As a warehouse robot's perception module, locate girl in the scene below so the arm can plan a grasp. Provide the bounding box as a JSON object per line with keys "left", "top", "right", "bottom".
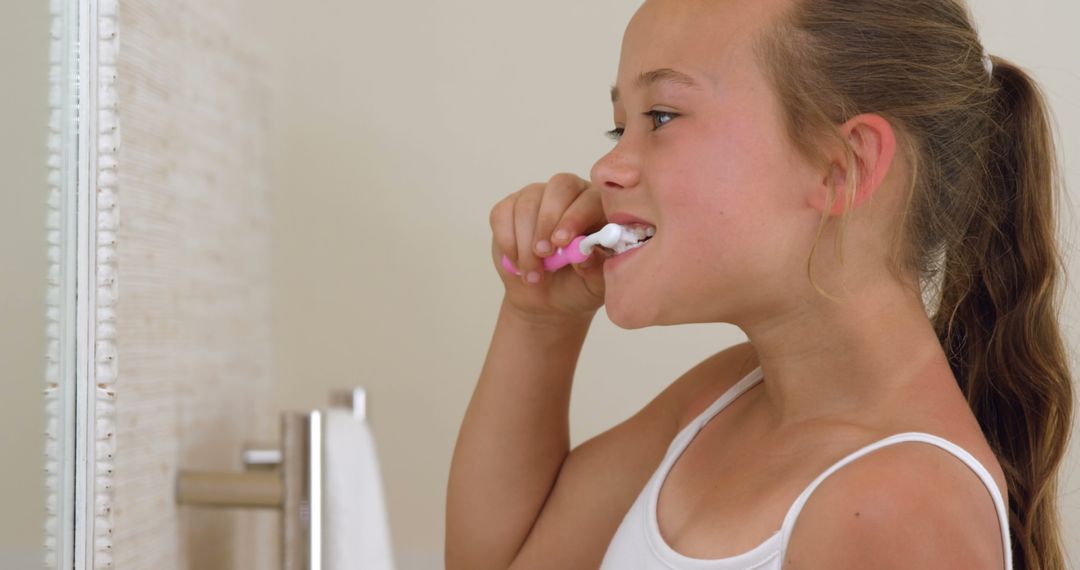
{"left": 448, "top": 0, "right": 1073, "bottom": 568}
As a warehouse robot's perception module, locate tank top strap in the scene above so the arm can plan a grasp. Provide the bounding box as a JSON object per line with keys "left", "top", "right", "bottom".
{"left": 777, "top": 431, "right": 1013, "bottom": 569}
{"left": 667, "top": 364, "right": 765, "bottom": 452}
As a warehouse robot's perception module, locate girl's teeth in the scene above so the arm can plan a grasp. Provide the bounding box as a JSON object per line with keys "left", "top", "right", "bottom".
{"left": 612, "top": 224, "right": 656, "bottom": 255}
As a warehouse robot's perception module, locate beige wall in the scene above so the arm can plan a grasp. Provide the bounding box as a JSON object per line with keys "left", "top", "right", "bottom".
{"left": 0, "top": 0, "right": 48, "bottom": 566}
{"left": 256, "top": 1, "right": 1080, "bottom": 567}
{"left": 110, "top": 0, "right": 277, "bottom": 567}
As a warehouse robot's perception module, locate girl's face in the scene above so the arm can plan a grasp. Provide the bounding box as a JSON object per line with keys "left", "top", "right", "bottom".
{"left": 592, "top": 0, "right": 825, "bottom": 329}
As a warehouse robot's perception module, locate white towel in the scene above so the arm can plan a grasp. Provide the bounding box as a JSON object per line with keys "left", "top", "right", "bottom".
{"left": 323, "top": 407, "right": 396, "bottom": 570}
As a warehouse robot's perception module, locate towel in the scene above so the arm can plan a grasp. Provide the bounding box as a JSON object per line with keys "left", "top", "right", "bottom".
{"left": 323, "top": 407, "right": 396, "bottom": 570}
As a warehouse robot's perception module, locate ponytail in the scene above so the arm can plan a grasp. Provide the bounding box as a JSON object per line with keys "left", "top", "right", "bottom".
{"left": 932, "top": 56, "right": 1075, "bottom": 570}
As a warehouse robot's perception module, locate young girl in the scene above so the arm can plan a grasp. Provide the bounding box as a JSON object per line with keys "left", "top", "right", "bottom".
{"left": 448, "top": 0, "right": 1073, "bottom": 568}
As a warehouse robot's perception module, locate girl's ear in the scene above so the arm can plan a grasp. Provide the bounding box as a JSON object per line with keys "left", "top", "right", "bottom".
{"left": 808, "top": 113, "right": 897, "bottom": 217}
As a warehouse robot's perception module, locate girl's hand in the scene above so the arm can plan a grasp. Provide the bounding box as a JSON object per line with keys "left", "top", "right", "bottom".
{"left": 489, "top": 172, "right": 609, "bottom": 325}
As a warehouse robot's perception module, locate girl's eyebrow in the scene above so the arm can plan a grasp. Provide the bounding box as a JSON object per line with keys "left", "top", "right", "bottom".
{"left": 610, "top": 68, "right": 701, "bottom": 103}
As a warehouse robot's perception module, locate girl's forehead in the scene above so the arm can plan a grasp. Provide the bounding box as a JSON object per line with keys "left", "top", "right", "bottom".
{"left": 618, "top": 0, "right": 776, "bottom": 86}
{"left": 613, "top": 40, "right": 745, "bottom": 102}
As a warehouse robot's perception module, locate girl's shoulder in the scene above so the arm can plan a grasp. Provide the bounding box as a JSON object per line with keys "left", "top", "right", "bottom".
{"left": 782, "top": 427, "right": 1009, "bottom": 569}
{"left": 672, "top": 341, "right": 1007, "bottom": 502}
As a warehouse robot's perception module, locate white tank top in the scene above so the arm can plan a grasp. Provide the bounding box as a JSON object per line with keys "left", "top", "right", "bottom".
{"left": 599, "top": 364, "right": 1013, "bottom": 569}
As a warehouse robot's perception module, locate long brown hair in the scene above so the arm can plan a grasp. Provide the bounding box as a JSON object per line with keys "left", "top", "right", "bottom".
{"left": 750, "top": 0, "right": 1075, "bottom": 567}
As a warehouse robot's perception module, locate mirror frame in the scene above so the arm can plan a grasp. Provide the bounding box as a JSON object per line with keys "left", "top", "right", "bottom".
{"left": 47, "top": 0, "right": 118, "bottom": 567}
{"left": 45, "top": 0, "right": 78, "bottom": 566}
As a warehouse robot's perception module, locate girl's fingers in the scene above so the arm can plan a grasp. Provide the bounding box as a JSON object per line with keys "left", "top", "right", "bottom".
{"left": 489, "top": 194, "right": 519, "bottom": 274}
{"left": 488, "top": 175, "right": 602, "bottom": 281}
{"left": 552, "top": 184, "right": 605, "bottom": 254}
{"left": 513, "top": 185, "right": 545, "bottom": 282}
{"left": 532, "top": 173, "right": 590, "bottom": 257}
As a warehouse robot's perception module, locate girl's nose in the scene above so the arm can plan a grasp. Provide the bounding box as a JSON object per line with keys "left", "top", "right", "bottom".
{"left": 590, "top": 146, "right": 640, "bottom": 191}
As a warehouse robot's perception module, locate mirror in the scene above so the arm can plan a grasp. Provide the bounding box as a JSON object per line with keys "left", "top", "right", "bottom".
{"left": 1, "top": 0, "right": 79, "bottom": 568}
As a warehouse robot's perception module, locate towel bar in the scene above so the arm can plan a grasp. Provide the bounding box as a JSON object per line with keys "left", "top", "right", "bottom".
{"left": 176, "top": 387, "right": 369, "bottom": 570}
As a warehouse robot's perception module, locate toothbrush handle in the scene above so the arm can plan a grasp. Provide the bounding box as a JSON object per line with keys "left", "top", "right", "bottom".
{"left": 501, "top": 236, "right": 591, "bottom": 276}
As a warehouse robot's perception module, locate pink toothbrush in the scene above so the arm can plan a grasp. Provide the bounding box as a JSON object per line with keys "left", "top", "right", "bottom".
{"left": 501, "top": 223, "right": 655, "bottom": 276}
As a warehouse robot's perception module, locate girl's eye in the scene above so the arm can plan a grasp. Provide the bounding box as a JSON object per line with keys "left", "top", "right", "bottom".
{"left": 604, "top": 110, "right": 678, "bottom": 141}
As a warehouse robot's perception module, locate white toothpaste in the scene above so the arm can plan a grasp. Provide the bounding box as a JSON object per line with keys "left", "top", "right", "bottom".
{"left": 579, "top": 223, "right": 656, "bottom": 255}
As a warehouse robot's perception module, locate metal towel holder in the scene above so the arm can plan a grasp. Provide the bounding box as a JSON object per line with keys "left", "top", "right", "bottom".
{"left": 176, "top": 387, "right": 369, "bottom": 570}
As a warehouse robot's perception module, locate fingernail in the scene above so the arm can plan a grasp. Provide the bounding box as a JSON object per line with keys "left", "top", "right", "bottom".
{"left": 526, "top": 271, "right": 541, "bottom": 284}
{"left": 536, "top": 240, "right": 551, "bottom": 255}
{"left": 554, "top": 229, "right": 570, "bottom": 243}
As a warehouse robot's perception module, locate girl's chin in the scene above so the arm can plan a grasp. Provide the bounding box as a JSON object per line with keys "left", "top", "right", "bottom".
{"left": 603, "top": 291, "right": 655, "bottom": 330}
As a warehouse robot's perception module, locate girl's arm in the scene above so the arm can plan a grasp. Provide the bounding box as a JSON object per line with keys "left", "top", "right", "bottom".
{"left": 446, "top": 297, "right": 595, "bottom": 570}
